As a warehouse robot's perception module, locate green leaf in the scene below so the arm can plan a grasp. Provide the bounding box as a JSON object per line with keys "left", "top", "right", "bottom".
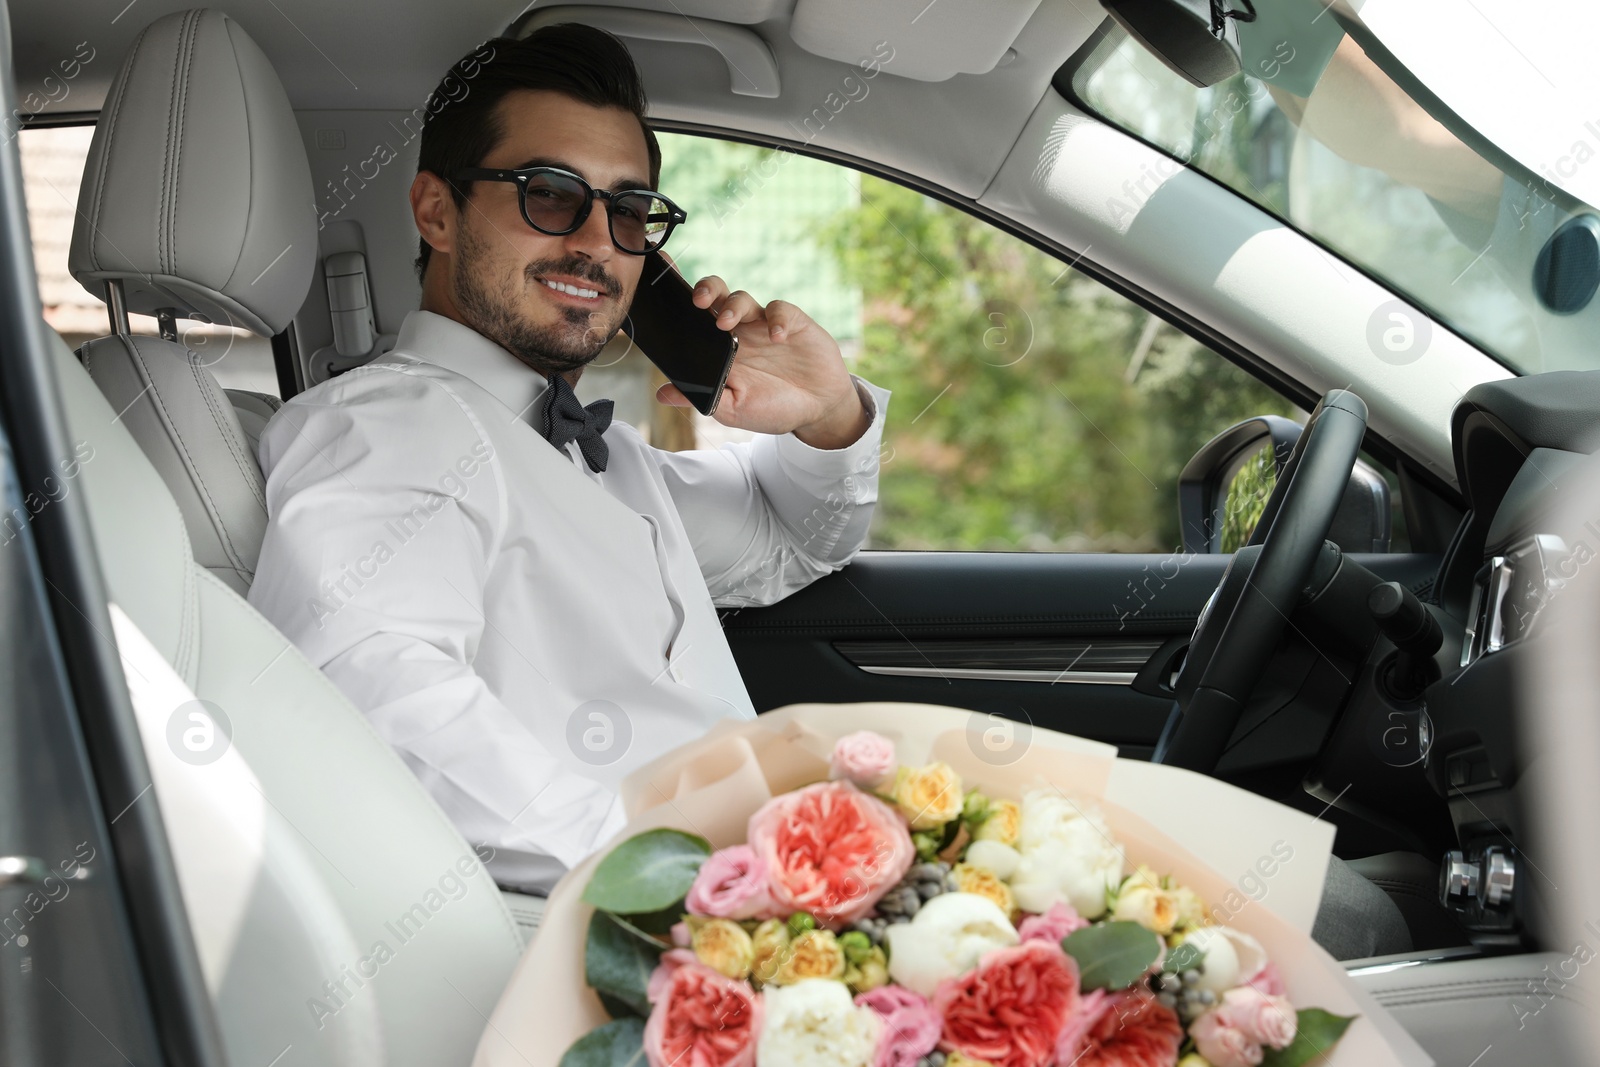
{"left": 558, "top": 1017, "right": 648, "bottom": 1067}
{"left": 583, "top": 829, "right": 711, "bottom": 914}
{"left": 1260, "top": 1009, "right": 1357, "bottom": 1067}
{"left": 623, "top": 899, "right": 687, "bottom": 938}
{"left": 1162, "top": 940, "right": 1205, "bottom": 975}
{"left": 1062, "top": 921, "right": 1162, "bottom": 991}
{"left": 585, "top": 911, "right": 663, "bottom": 1018}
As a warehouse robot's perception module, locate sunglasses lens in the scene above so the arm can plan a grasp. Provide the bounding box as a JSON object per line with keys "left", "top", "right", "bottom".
{"left": 611, "top": 193, "right": 672, "bottom": 252}
{"left": 522, "top": 171, "right": 589, "bottom": 232}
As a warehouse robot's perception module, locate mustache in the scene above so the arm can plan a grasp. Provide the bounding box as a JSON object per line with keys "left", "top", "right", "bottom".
{"left": 524, "top": 257, "right": 622, "bottom": 298}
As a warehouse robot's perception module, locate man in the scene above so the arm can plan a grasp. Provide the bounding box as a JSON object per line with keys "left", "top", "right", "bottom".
{"left": 248, "top": 24, "right": 889, "bottom": 895}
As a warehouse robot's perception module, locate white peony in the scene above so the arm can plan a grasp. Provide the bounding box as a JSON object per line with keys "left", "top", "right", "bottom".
{"left": 883, "top": 891, "right": 1019, "bottom": 997}
{"left": 963, "top": 839, "right": 1021, "bottom": 880}
{"left": 1180, "top": 925, "right": 1270, "bottom": 992}
{"left": 757, "top": 979, "right": 881, "bottom": 1067}
{"left": 1009, "top": 791, "right": 1124, "bottom": 919}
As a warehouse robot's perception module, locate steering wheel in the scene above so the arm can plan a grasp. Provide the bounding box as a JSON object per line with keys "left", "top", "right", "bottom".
{"left": 1154, "top": 389, "right": 1369, "bottom": 772}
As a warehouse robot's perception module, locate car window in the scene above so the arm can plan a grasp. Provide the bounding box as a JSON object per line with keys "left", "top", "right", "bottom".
{"left": 1067, "top": 11, "right": 1600, "bottom": 376}
{"left": 20, "top": 123, "right": 278, "bottom": 396}
{"left": 657, "top": 131, "right": 1303, "bottom": 553}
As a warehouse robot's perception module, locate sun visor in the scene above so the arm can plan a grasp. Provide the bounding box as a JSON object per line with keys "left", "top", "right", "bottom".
{"left": 789, "top": 0, "right": 1045, "bottom": 82}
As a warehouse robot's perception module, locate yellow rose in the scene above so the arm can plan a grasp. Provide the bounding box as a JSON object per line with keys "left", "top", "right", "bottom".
{"left": 1171, "top": 885, "right": 1207, "bottom": 930}
{"left": 750, "top": 919, "right": 790, "bottom": 985}
{"left": 844, "top": 945, "right": 890, "bottom": 993}
{"left": 1178, "top": 1054, "right": 1214, "bottom": 1067}
{"left": 692, "top": 918, "right": 755, "bottom": 980}
{"left": 946, "top": 1054, "right": 997, "bottom": 1067}
{"left": 952, "top": 863, "right": 1016, "bottom": 917}
{"left": 974, "top": 799, "right": 1021, "bottom": 846}
{"left": 774, "top": 929, "right": 847, "bottom": 985}
{"left": 1112, "top": 882, "right": 1178, "bottom": 936}
{"left": 892, "top": 762, "right": 964, "bottom": 830}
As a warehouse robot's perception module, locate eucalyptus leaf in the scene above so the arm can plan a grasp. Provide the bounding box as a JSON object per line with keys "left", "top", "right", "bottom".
{"left": 1162, "top": 939, "right": 1205, "bottom": 975}
{"left": 1062, "top": 921, "right": 1162, "bottom": 991}
{"left": 558, "top": 1017, "right": 648, "bottom": 1067}
{"left": 583, "top": 829, "right": 711, "bottom": 914}
{"left": 585, "top": 911, "right": 662, "bottom": 1018}
{"left": 1260, "top": 1009, "right": 1356, "bottom": 1067}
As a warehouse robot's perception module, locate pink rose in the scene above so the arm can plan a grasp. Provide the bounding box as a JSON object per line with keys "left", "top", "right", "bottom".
{"left": 934, "top": 941, "right": 1079, "bottom": 1067}
{"left": 1218, "top": 987, "right": 1298, "bottom": 1049}
{"left": 1246, "top": 961, "right": 1286, "bottom": 997}
{"left": 670, "top": 922, "right": 692, "bottom": 948}
{"left": 1190, "top": 1007, "right": 1264, "bottom": 1067}
{"left": 686, "top": 845, "right": 779, "bottom": 921}
{"left": 856, "top": 985, "right": 941, "bottom": 1067}
{"left": 831, "top": 730, "right": 898, "bottom": 788}
{"left": 1058, "top": 991, "right": 1183, "bottom": 1067}
{"left": 646, "top": 948, "right": 699, "bottom": 1003}
{"left": 1017, "top": 901, "right": 1089, "bottom": 944}
{"left": 748, "top": 780, "right": 915, "bottom": 927}
{"left": 642, "top": 958, "right": 762, "bottom": 1067}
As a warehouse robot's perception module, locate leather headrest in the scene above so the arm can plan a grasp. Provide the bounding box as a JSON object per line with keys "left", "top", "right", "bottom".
{"left": 69, "top": 9, "right": 316, "bottom": 337}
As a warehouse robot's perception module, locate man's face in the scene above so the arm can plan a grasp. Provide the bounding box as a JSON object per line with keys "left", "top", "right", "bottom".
{"left": 446, "top": 90, "right": 652, "bottom": 378}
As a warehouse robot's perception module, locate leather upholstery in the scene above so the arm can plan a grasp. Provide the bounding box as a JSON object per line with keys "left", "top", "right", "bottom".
{"left": 79, "top": 333, "right": 268, "bottom": 594}
{"left": 55, "top": 325, "right": 523, "bottom": 1066}
{"left": 1353, "top": 952, "right": 1589, "bottom": 1063}
{"left": 1348, "top": 852, "right": 1471, "bottom": 951}
{"left": 69, "top": 8, "right": 316, "bottom": 336}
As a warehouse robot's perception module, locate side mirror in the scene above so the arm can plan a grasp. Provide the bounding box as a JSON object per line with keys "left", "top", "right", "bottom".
{"left": 1178, "top": 416, "right": 1392, "bottom": 554}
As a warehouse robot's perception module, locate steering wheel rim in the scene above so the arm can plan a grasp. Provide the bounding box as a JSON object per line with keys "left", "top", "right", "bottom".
{"left": 1155, "top": 389, "right": 1369, "bottom": 772}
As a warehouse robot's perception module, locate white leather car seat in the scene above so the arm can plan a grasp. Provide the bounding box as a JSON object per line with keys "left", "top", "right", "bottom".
{"left": 68, "top": 7, "right": 317, "bottom": 595}
{"left": 49, "top": 319, "right": 524, "bottom": 1064}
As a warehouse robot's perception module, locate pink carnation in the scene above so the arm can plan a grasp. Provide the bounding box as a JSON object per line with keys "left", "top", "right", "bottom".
{"left": 831, "top": 730, "right": 898, "bottom": 788}
{"left": 747, "top": 780, "right": 914, "bottom": 927}
{"left": 685, "top": 845, "right": 778, "bottom": 920}
{"left": 642, "top": 958, "right": 762, "bottom": 1067}
{"left": 856, "top": 986, "right": 941, "bottom": 1067}
{"left": 1017, "top": 901, "right": 1089, "bottom": 944}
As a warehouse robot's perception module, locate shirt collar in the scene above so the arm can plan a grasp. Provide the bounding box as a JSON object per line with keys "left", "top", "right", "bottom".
{"left": 393, "top": 310, "right": 551, "bottom": 426}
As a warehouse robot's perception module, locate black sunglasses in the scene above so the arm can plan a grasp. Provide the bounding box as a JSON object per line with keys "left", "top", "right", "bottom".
{"left": 452, "top": 165, "right": 686, "bottom": 255}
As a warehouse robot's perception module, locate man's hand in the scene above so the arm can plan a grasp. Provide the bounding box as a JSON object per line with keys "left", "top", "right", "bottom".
{"left": 654, "top": 274, "right": 870, "bottom": 450}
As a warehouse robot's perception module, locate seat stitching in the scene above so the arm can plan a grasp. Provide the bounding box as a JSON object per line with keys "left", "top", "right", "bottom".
{"left": 123, "top": 338, "right": 251, "bottom": 568}
{"left": 167, "top": 11, "right": 200, "bottom": 279}
{"left": 158, "top": 16, "right": 183, "bottom": 275}
{"left": 189, "top": 566, "right": 525, "bottom": 951}
{"left": 87, "top": 24, "right": 150, "bottom": 275}
{"left": 188, "top": 349, "right": 268, "bottom": 512}
{"left": 218, "top": 17, "right": 256, "bottom": 296}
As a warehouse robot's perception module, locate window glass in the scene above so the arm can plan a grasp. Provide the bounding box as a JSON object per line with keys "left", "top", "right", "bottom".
{"left": 657, "top": 132, "right": 1300, "bottom": 552}
{"left": 19, "top": 124, "right": 278, "bottom": 395}
{"left": 1069, "top": 11, "right": 1600, "bottom": 375}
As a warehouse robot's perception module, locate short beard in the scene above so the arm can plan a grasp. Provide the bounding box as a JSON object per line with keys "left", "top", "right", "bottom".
{"left": 450, "top": 220, "right": 626, "bottom": 379}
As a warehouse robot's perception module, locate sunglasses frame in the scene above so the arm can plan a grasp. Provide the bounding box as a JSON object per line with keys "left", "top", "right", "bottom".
{"left": 452, "top": 165, "right": 687, "bottom": 255}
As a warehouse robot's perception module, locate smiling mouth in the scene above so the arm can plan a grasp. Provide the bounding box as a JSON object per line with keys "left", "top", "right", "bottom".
{"left": 540, "top": 278, "right": 603, "bottom": 300}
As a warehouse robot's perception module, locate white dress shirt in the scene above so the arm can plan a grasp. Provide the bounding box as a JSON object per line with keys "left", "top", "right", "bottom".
{"left": 248, "top": 310, "right": 888, "bottom": 892}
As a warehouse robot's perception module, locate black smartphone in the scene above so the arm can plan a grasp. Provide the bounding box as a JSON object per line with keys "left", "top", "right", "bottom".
{"left": 622, "top": 250, "right": 737, "bottom": 416}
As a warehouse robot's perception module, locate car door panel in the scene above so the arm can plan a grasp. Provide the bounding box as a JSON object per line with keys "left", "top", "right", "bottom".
{"left": 724, "top": 550, "right": 1441, "bottom": 761}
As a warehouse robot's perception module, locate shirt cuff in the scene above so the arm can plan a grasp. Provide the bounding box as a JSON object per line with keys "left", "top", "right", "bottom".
{"left": 773, "top": 375, "right": 890, "bottom": 478}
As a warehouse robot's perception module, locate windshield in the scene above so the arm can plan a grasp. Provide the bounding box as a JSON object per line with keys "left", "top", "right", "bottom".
{"left": 1069, "top": 2, "right": 1600, "bottom": 376}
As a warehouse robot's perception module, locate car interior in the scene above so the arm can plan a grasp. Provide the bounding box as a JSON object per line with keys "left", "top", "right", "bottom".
{"left": 1, "top": 1, "right": 1594, "bottom": 1065}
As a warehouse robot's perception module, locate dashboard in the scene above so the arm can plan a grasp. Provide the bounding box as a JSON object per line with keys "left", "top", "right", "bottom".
{"left": 1421, "top": 370, "right": 1600, "bottom": 943}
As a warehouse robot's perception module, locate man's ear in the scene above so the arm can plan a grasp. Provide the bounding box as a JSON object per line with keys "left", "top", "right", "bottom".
{"left": 410, "top": 171, "right": 456, "bottom": 259}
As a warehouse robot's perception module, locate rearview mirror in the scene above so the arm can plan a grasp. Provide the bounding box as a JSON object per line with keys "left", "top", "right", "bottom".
{"left": 1178, "top": 415, "right": 1392, "bottom": 554}
{"left": 1098, "top": 0, "right": 1252, "bottom": 88}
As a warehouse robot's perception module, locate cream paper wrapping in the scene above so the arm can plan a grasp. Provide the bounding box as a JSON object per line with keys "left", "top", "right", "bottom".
{"left": 474, "top": 702, "right": 1432, "bottom": 1067}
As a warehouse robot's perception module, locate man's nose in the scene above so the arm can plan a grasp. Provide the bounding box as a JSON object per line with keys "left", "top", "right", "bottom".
{"left": 564, "top": 200, "right": 617, "bottom": 262}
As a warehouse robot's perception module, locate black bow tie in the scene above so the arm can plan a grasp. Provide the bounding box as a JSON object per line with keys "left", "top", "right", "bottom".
{"left": 538, "top": 373, "right": 613, "bottom": 473}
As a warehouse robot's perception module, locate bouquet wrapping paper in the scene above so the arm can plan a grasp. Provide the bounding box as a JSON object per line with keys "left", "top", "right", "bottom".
{"left": 472, "top": 702, "right": 1432, "bottom": 1067}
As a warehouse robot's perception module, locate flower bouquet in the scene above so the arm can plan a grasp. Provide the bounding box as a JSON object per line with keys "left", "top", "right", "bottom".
{"left": 473, "top": 703, "right": 1430, "bottom": 1067}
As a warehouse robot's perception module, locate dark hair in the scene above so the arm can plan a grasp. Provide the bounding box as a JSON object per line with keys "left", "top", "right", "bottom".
{"left": 413, "top": 24, "right": 662, "bottom": 280}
